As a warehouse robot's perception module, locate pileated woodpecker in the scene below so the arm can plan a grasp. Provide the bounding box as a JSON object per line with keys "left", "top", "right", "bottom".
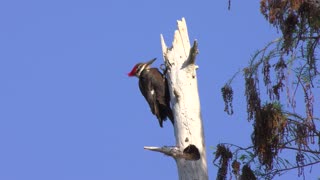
{"left": 128, "top": 58, "right": 174, "bottom": 127}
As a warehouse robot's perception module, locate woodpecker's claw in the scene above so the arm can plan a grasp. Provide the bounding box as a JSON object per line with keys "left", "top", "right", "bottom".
{"left": 160, "top": 64, "right": 169, "bottom": 78}
{"left": 160, "top": 64, "right": 166, "bottom": 72}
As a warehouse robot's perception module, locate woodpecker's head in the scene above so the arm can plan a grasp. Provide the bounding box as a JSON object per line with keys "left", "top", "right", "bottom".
{"left": 128, "top": 58, "right": 156, "bottom": 78}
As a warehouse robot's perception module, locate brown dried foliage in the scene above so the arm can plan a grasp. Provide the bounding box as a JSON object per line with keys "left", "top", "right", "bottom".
{"left": 217, "top": 0, "right": 320, "bottom": 178}
{"left": 252, "top": 103, "right": 287, "bottom": 170}
{"left": 221, "top": 84, "right": 234, "bottom": 115}
{"left": 260, "top": 0, "right": 320, "bottom": 52}
{"left": 244, "top": 69, "right": 261, "bottom": 121}
{"left": 240, "top": 165, "right": 257, "bottom": 180}
{"left": 231, "top": 160, "right": 240, "bottom": 177}
{"left": 296, "top": 123, "right": 309, "bottom": 147}
{"left": 263, "top": 59, "right": 272, "bottom": 96}
{"left": 273, "top": 57, "right": 287, "bottom": 100}
{"left": 296, "top": 152, "right": 305, "bottom": 176}
{"left": 214, "top": 144, "right": 233, "bottom": 180}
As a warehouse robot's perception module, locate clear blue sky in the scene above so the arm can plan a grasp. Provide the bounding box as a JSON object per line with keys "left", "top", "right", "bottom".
{"left": 0, "top": 0, "right": 318, "bottom": 179}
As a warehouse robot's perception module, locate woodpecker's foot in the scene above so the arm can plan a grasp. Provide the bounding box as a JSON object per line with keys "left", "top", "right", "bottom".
{"left": 160, "top": 64, "right": 169, "bottom": 78}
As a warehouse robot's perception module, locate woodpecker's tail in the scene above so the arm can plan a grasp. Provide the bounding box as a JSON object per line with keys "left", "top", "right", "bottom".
{"left": 167, "top": 108, "right": 174, "bottom": 125}
{"left": 157, "top": 106, "right": 174, "bottom": 128}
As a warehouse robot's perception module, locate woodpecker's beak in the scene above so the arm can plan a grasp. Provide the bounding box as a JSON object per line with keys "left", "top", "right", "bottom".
{"left": 146, "top": 58, "right": 156, "bottom": 65}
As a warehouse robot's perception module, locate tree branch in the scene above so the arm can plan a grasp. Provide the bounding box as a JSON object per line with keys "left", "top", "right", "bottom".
{"left": 262, "top": 159, "right": 320, "bottom": 178}
{"left": 283, "top": 146, "right": 320, "bottom": 154}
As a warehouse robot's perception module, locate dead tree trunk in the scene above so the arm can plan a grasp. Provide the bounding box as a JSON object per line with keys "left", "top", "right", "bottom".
{"left": 144, "top": 18, "right": 208, "bottom": 180}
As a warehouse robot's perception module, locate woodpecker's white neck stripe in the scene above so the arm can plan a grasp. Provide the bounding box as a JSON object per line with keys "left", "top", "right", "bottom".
{"left": 136, "top": 64, "right": 148, "bottom": 77}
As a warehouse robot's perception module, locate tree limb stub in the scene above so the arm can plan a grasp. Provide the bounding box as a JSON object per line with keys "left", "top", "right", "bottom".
{"left": 144, "top": 144, "right": 200, "bottom": 161}
{"left": 187, "top": 40, "right": 199, "bottom": 66}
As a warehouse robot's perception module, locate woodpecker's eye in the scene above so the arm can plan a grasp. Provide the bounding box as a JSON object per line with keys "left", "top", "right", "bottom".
{"left": 137, "top": 65, "right": 142, "bottom": 71}
{"left": 134, "top": 63, "right": 147, "bottom": 77}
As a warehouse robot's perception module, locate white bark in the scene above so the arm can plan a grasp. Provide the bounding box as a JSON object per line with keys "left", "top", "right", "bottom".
{"left": 145, "top": 18, "right": 208, "bottom": 180}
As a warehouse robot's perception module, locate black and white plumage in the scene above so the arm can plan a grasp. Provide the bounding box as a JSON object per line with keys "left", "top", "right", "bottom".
{"left": 128, "top": 58, "right": 174, "bottom": 127}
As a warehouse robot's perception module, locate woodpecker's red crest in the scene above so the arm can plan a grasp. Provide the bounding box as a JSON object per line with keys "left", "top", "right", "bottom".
{"left": 128, "top": 58, "right": 156, "bottom": 77}
{"left": 127, "top": 64, "right": 139, "bottom": 77}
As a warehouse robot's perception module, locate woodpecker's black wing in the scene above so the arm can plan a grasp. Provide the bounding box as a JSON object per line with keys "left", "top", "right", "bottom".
{"left": 138, "top": 68, "right": 173, "bottom": 127}
{"left": 139, "top": 69, "right": 161, "bottom": 126}
{"left": 148, "top": 68, "right": 174, "bottom": 126}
